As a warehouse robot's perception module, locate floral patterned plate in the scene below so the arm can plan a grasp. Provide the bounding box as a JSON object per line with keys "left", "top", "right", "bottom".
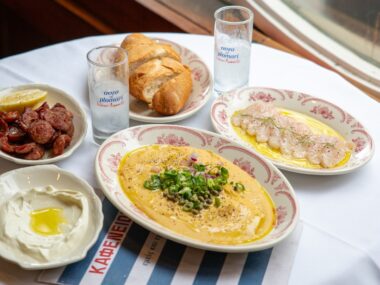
{"left": 211, "top": 87, "right": 375, "bottom": 175}
{"left": 129, "top": 39, "right": 212, "bottom": 123}
{"left": 95, "top": 124, "right": 299, "bottom": 252}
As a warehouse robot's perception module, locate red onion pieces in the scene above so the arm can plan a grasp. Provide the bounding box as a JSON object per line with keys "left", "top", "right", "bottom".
{"left": 190, "top": 152, "right": 198, "bottom": 162}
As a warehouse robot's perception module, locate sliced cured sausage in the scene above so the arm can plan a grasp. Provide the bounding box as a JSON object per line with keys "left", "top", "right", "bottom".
{"left": 50, "top": 130, "right": 61, "bottom": 143}
{"left": 23, "top": 144, "right": 45, "bottom": 160}
{"left": 42, "top": 104, "right": 73, "bottom": 132}
{"left": 2, "top": 111, "right": 20, "bottom": 123}
{"left": 52, "top": 103, "right": 73, "bottom": 117}
{"left": 0, "top": 137, "right": 14, "bottom": 153}
{"left": 36, "top": 102, "right": 50, "bottom": 119}
{"left": 8, "top": 126, "right": 26, "bottom": 142}
{"left": 14, "top": 142, "right": 36, "bottom": 154}
{"left": 28, "top": 120, "right": 55, "bottom": 144}
{"left": 65, "top": 123, "right": 75, "bottom": 137}
{"left": 20, "top": 108, "right": 39, "bottom": 131}
{"left": 0, "top": 101, "right": 75, "bottom": 160}
{"left": 0, "top": 118, "right": 9, "bottom": 137}
{"left": 52, "top": 134, "right": 71, "bottom": 156}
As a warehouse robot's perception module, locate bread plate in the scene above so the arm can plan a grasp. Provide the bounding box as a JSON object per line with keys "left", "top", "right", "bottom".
{"left": 210, "top": 87, "right": 375, "bottom": 175}
{"left": 0, "top": 165, "right": 103, "bottom": 269}
{"left": 0, "top": 83, "right": 87, "bottom": 165}
{"left": 95, "top": 124, "right": 299, "bottom": 252}
{"left": 129, "top": 39, "right": 212, "bottom": 123}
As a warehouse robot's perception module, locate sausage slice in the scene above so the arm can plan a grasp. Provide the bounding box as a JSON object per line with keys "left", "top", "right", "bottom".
{"left": 28, "top": 120, "right": 55, "bottom": 144}
{"left": 52, "top": 134, "right": 72, "bottom": 156}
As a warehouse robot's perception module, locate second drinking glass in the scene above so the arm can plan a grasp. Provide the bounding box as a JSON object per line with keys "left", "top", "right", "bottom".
{"left": 87, "top": 46, "right": 130, "bottom": 144}
{"left": 214, "top": 6, "right": 254, "bottom": 93}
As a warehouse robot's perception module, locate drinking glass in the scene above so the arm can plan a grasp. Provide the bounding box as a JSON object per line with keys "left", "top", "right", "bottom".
{"left": 87, "top": 46, "right": 129, "bottom": 144}
{"left": 214, "top": 6, "right": 254, "bottom": 93}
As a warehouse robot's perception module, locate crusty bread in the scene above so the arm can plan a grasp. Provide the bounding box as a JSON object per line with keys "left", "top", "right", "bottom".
{"left": 121, "top": 33, "right": 193, "bottom": 115}
{"left": 130, "top": 57, "right": 186, "bottom": 103}
{"left": 121, "top": 33, "right": 154, "bottom": 46}
{"left": 152, "top": 65, "right": 192, "bottom": 115}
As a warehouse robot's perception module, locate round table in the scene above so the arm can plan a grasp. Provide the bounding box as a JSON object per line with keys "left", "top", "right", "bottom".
{"left": 0, "top": 33, "right": 379, "bottom": 285}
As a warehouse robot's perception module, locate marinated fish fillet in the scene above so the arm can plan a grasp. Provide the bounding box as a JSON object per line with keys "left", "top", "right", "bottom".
{"left": 232, "top": 102, "right": 353, "bottom": 168}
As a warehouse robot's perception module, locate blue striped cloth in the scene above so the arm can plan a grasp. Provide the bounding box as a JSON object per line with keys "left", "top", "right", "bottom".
{"left": 55, "top": 199, "right": 272, "bottom": 285}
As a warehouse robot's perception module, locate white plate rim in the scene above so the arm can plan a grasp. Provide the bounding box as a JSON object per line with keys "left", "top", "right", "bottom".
{"left": 0, "top": 164, "right": 103, "bottom": 270}
{"left": 210, "top": 86, "right": 375, "bottom": 175}
{"left": 0, "top": 83, "right": 88, "bottom": 165}
{"left": 95, "top": 124, "right": 299, "bottom": 253}
{"left": 129, "top": 38, "right": 212, "bottom": 123}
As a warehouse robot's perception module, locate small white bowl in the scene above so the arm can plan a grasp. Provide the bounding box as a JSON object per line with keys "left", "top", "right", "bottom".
{"left": 0, "top": 84, "right": 87, "bottom": 165}
{"left": 0, "top": 165, "right": 103, "bottom": 270}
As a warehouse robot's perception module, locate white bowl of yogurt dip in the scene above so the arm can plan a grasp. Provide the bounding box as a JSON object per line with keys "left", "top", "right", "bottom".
{"left": 0, "top": 165, "right": 103, "bottom": 269}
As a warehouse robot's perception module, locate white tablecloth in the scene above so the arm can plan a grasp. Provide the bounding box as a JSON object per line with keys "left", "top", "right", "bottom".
{"left": 0, "top": 33, "right": 379, "bottom": 285}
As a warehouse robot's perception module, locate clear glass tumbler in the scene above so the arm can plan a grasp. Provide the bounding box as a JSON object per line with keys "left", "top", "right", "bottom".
{"left": 214, "top": 6, "right": 254, "bottom": 93}
{"left": 87, "top": 46, "right": 129, "bottom": 144}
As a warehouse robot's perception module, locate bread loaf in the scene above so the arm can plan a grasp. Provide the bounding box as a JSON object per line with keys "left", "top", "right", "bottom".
{"left": 121, "top": 34, "right": 181, "bottom": 74}
{"left": 152, "top": 65, "right": 192, "bottom": 115}
{"left": 121, "top": 33, "right": 192, "bottom": 115}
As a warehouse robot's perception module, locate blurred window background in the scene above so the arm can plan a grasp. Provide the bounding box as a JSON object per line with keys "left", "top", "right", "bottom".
{"left": 282, "top": 0, "right": 380, "bottom": 67}
{"left": 247, "top": 0, "right": 380, "bottom": 99}
{"left": 282, "top": 0, "right": 380, "bottom": 68}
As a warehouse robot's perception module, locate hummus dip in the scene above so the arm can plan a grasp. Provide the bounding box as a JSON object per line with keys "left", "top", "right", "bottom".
{"left": 0, "top": 186, "right": 89, "bottom": 263}
{"left": 118, "top": 145, "right": 276, "bottom": 245}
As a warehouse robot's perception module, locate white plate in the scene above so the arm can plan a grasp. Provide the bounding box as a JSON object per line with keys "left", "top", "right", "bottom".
{"left": 129, "top": 39, "right": 212, "bottom": 123}
{"left": 95, "top": 124, "right": 299, "bottom": 252}
{"left": 210, "top": 87, "right": 375, "bottom": 175}
{"left": 0, "top": 165, "right": 103, "bottom": 269}
{"left": 0, "top": 84, "right": 87, "bottom": 165}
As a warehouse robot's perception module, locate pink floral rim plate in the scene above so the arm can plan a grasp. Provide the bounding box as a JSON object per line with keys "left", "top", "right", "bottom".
{"left": 129, "top": 39, "right": 212, "bottom": 123}
{"left": 210, "top": 87, "right": 375, "bottom": 175}
{"left": 95, "top": 124, "right": 299, "bottom": 252}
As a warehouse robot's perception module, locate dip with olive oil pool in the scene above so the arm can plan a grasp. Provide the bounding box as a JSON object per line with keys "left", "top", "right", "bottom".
{"left": 0, "top": 186, "right": 89, "bottom": 262}
{"left": 118, "top": 145, "right": 276, "bottom": 245}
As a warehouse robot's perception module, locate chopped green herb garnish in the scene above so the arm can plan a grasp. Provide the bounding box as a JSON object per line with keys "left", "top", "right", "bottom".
{"left": 143, "top": 174, "right": 161, "bottom": 190}
{"left": 233, "top": 182, "right": 245, "bottom": 192}
{"left": 220, "top": 167, "right": 228, "bottom": 179}
{"left": 193, "top": 163, "right": 206, "bottom": 172}
{"left": 143, "top": 159, "right": 245, "bottom": 214}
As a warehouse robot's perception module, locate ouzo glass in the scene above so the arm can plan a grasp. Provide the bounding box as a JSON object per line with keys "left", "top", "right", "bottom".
{"left": 214, "top": 6, "right": 254, "bottom": 92}
{"left": 87, "top": 46, "right": 129, "bottom": 144}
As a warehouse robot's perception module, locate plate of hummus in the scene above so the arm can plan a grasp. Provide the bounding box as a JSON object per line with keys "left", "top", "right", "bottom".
{"left": 0, "top": 165, "right": 103, "bottom": 269}
{"left": 95, "top": 125, "right": 298, "bottom": 252}
{"left": 211, "top": 87, "right": 375, "bottom": 175}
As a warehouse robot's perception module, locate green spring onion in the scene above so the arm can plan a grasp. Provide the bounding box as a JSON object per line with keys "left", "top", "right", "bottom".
{"left": 143, "top": 161, "right": 245, "bottom": 214}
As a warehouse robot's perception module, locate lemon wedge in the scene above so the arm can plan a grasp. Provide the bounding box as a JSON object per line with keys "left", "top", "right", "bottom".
{"left": 0, "top": 89, "right": 47, "bottom": 112}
